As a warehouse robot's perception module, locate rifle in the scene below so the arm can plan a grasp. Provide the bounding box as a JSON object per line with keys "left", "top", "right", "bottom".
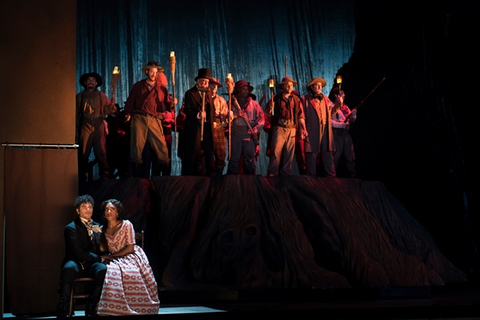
{"left": 231, "top": 98, "right": 259, "bottom": 146}
{"left": 344, "top": 76, "right": 385, "bottom": 122}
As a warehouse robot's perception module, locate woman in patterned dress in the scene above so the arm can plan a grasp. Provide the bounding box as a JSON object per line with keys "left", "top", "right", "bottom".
{"left": 97, "top": 199, "right": 160, "bottom": 316}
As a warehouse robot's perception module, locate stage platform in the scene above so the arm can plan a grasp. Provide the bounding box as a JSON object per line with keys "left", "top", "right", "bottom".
{"left": 5, "top": 284, "right": 480, "bottom": 319}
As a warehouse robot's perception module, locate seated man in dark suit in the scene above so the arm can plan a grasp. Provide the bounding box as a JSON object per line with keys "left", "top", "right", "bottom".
{"left": 56, "top": 194, "right": 107, "bottom": 318}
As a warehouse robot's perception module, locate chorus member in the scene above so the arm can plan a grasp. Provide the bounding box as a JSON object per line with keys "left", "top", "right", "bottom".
{"left": 266, "top": 76, "right": 306, "bottom": 176}
{"left": 76, "top": 73, "right": 116, "bottom": 182}
{"left": 181, "top": 68, "right": 216, "bottom": 176}
{"left": 330, "top": 88, "right": 357, "bottom": 177}
{"left": 210, "top": 77, "right": 230, "bottom": 176}
{"left": 124, "top": 61, "right": 173, "bottom": 177}
{"left": 300, "top": 78, "right": 335, "bottom": 177}
{"left": 226, "top": 80, "right": 264, "bottom": 175}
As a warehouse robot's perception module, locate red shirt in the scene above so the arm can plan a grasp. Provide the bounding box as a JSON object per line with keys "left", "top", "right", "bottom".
{"left": 124, "top": 79, "right": 171, "bottom": 117}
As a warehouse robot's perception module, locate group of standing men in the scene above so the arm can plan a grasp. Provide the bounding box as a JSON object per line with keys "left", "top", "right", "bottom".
{"left": 76, "top": 61, "right": 174, "bottom": 184}
{"left": 76, "top": 62, "right": 357, "bottom": 181}
{"left": 257, "top": 75, "right": 357, "bottom": 177}
{"left": 271, "top": 76, "right": 357, "bottom": 178}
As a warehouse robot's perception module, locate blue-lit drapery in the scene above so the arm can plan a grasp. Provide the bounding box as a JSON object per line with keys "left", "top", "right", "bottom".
{"left": 76, "top": 0, "right": 356, "bottom": 175}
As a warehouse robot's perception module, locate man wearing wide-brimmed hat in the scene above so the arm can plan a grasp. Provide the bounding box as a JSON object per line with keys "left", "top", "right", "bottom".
{"left": 181, "top": 68, "right": 217, "bottom": 176}
{"left": 266, "top": 76, "right": 307, "bottom": 176}
{"left": 329, "top": 87, "right": 357, "bottom": 178}
{"left": 227, "top": 79, "right": 264, "bottom": 175}
{"left": 76, "top": 72, "right": 117, "bottom": 183}
{"left": 124, "top": 60, "right": 174, "bottom": 177}
{"left": 300, "top": 77, "right": 336, "bottom": 177}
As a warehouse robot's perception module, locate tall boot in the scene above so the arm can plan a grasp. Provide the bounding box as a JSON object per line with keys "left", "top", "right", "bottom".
{"left": 56, "top": 284, "right": 72, "bottom": 319}
{"left": 85, "top": 285, "right": 103, "bottom": 317}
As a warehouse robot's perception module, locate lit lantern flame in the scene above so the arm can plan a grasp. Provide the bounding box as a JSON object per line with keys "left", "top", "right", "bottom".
{"left": 268, "top": 78, "right": 275, "bottom": 88}
{"left": 225, "top": 73, "right": 234, "bottom": 93}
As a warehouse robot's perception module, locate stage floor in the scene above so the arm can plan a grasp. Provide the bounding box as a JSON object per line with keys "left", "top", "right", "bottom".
{"left": 4, "top": 284, "right": 480, "bottom": 319}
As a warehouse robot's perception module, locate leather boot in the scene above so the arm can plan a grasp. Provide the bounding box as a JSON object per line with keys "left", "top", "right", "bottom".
{"left": 56, "top": 284, "right": 72, "bottom": 318}
{"left": 85, "top": 285, "right": 103, "bottom": 317}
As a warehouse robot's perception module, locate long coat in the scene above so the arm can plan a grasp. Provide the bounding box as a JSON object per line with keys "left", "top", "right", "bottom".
{"left": 301, "top": 94, "right": 334, "bottom": 153}
{"left": 182, "top": 85, "right": 216, "bottom": 174}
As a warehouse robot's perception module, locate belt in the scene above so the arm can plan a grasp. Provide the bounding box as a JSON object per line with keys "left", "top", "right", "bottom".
{"left": 83, "top": 117, "right": 103, "bottom": 122}
{"left": 276, "top": 122, "right": 296, "bottom": 129}
{"left": 133, "top": 111, "right": 163, "bottom": 120}
{"left": 277, "top": 118, "right": 295, "bottom": 128}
